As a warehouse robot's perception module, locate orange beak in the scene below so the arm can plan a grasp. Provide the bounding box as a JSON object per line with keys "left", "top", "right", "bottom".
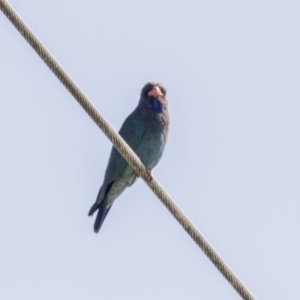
{"left": 147, "top": 86, "right": 163, "bottom": 97}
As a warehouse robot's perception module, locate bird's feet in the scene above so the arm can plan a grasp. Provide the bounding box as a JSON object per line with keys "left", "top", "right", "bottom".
{"left": 146, "top": 168, "right": 153, "bottom": 181}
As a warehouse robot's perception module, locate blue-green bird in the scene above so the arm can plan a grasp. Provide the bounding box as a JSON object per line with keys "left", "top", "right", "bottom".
{"left": 88, "top": 82, "right": 169, "bottom": 233}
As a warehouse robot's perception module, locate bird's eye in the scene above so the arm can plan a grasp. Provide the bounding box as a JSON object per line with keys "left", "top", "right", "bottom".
{"left": 147, "top": 86, "right": 154, "bottom": 94}
{"left": 142, "top": 84, "right": 154, "bottom": 96}
{"left": 159, "top": 86, "right": 166, "bottom": 96}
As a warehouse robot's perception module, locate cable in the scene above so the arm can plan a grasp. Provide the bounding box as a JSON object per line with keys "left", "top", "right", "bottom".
{"left": 0, "top": 1, "right": 255, "bottom": 299}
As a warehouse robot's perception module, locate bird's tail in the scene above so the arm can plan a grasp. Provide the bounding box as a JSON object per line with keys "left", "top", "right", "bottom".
{"left": 88, "top": 197, "right": 112, "bottom": 233}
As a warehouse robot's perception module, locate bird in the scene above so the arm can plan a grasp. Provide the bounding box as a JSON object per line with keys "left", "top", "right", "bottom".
{"left": 88, "top": 82, "right": 169, "bottom": 233}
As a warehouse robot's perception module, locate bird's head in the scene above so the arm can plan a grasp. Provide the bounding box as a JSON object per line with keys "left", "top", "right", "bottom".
{"left": 141, "top": 82, "right": 167, "bottom": 100}
{"left": 139, "top": 82, "right": 167, "bottom": 113}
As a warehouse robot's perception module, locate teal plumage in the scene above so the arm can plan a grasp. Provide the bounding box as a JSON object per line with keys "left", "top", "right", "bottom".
{"left": 88, "top": 82, "right": 169, "bottom": 233}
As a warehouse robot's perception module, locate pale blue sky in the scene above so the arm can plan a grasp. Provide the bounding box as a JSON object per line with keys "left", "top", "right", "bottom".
{"left": 1, "top": 1, "right": 300, "bottom": 299}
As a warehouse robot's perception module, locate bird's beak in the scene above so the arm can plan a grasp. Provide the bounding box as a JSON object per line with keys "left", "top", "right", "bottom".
{"left": 147, "top": 86, "right": 163, "bottom": 98}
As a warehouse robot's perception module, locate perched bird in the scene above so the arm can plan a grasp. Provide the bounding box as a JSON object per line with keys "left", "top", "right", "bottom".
{"left": 88, "top": 82, "right": 169, "bottom": 233}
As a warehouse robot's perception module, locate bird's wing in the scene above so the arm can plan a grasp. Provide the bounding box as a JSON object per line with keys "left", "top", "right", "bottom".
{"left": 102, "top": 109, "right": 146, "bottom": 187}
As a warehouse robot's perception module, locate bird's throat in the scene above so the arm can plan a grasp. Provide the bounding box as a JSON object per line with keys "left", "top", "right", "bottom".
{"left": 147, "top": 98, "right": 163, "bottom": 113}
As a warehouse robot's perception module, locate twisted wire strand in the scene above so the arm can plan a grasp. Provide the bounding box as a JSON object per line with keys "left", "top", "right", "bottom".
{"left": 0, "top": 1, "right": 255, "bottom": 299}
